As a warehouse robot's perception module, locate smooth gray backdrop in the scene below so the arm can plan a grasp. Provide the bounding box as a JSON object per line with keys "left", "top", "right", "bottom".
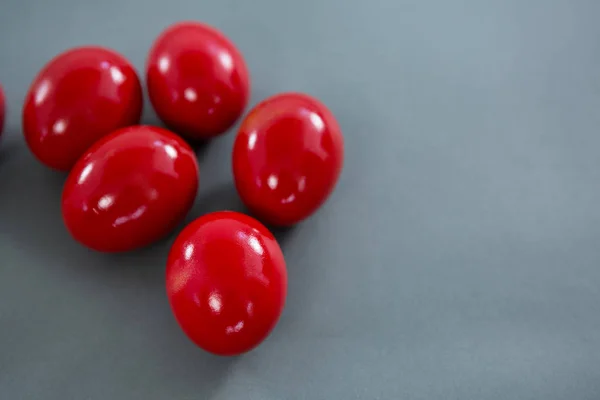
{"left": 1, "top": 0, "right": 600, "bottom": 399}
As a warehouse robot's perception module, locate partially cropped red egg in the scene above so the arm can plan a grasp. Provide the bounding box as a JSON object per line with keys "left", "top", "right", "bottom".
{"left": 232, "top": 93, "right": 344, "bottom": 226}
{"left": 146, "top": 21, "right": 250, "bottom": 140}
{"left": 23, "top": 46, "right": 143, "bottom": 171}
{"left": 62, "top": 125, "right": 199, "bottom": 252}
{"left": 166, "top": 211, "right": 287, "bottom": 356}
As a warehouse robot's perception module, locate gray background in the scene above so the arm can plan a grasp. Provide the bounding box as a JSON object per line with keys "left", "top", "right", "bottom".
{"left": 1, "top": 0, "right": 600, "bottom": 398}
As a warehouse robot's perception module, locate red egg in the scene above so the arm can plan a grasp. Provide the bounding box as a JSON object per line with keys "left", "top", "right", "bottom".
{"left": 62, "top": 125, "right": 199, "bottom": 252}
{"left": 166, "top": 211, "right": 287, "bottom": 356}
{"left": 146, "top": 21, "right": 250, "bottom": 140}
{"left": 23, "top": 46, "right": 143, "bottom": 171}
{"left": 0, "top": 84, "right": 5, "bottom": 137}
{"left": 232, "top": 93, "right": 344, "bottom": 226}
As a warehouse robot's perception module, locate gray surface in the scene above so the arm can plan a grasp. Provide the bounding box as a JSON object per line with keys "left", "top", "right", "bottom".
{"left": 1, "top": 0, "right": 600, "bottom": 398}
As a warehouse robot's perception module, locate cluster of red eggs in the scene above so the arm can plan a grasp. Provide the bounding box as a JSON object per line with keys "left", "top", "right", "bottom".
{"left": 0, "top": 21, "right": 344, "bottom": 356}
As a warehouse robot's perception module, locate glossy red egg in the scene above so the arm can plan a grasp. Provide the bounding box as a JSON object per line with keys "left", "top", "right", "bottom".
{"left": 166, "top": 211, "right": 287, "bottom": 356}
{"left": 0, "top": 84, "right": 5, "bottom": 137}
{"left": 146, "top": 21, "right": 250, "bottom": 140}
{"left": 23, "top": 46, "right": 143, "bottom": 171}
{"left": 232, "top": 93, "right": 344, "bottom": 226}
{"left": 62, "top": 125, "right": 199, "bottom": 252}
